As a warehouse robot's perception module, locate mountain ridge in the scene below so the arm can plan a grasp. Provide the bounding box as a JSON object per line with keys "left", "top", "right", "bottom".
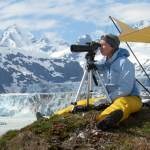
{"left": 0, "top": 24, "right": 150, "bottom": 93}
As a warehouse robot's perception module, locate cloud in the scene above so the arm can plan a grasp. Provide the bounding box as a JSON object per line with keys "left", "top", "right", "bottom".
{"left": 1, "top": 1, "right": 150, "bottom": 27}
{"left": 0, "top": 18, "right": 59, "bottom": 31}
{"left": 0, "top": 1, "right": 61, "bottom": 31}
{"left": 108, "top": 2, "right": 150, "bottom": 23}
{"left": 0, "top": 0, "right": 150, "bottom": 44}
{"left": 0, "top": 0, "right": 149, "bottom": 61}
{"left": 0, "top": 1, "right": 116, "bottom": 30}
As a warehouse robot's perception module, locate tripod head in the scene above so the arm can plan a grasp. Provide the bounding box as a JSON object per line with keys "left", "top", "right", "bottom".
{"left": 85, "top": 52, "right": 98, "bottom": 73}
{"left": 85, "top": 51, "right": 95, "bottom": 62}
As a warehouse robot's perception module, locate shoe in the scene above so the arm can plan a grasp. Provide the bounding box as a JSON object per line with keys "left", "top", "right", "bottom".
{"left": 96, "top": 110, "right": 123, "bottom": 131}
{"left": 36, "top": 112, "right": 45, "bottom": 120}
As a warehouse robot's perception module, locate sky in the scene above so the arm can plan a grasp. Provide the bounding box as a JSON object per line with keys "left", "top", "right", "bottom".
{"left": 0, "top": 0, "right": 150, "bottom": 61}
{"left": 0, "top": 0, "right": 150, "bottom": 42}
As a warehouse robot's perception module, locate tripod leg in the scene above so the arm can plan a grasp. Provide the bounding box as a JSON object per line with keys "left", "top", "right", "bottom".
{"left": 86, "top": 70, "right": 93, "bottom": 107}
{"left": 94, "top": 70, "right": 112, "bottom": 103}
{"left": 74, "top": 69, "right": 88, "bottom": 102}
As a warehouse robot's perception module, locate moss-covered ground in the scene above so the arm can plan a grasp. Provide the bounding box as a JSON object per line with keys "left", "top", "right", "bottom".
{"left": 0, "top": 106, "right": 149, "bottom": 150}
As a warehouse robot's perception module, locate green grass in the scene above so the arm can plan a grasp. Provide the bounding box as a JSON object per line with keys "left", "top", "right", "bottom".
{"left": 0, "top": 130, "right": 18, "bottom": 148}
{"left": 0, "top": 107, "right": 149, "bottom": 149}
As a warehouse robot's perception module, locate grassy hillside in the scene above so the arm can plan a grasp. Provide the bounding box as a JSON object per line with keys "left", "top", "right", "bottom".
{"left": 0, "top": 106, "right": 150, "bottom": 150}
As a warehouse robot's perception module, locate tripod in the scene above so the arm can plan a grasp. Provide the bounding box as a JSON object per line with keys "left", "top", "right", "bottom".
{"left": 72, "top": 52, "right": 111, "bottom": 111}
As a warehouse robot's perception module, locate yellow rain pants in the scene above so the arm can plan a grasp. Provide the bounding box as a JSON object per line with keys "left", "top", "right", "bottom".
{"left": 96, "top": 96, "right": 142, "bottom": 122}
{"left": 55, "top": 97, "right": 102, "bottom": 115}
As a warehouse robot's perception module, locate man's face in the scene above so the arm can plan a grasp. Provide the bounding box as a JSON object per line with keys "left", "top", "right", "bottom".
{"left": 99, "top": 40, "right": 114, "bottom": 58}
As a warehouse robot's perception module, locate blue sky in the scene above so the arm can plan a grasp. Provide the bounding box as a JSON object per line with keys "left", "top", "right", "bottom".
{"left": 0, "top": 0, "right": 150, "bottom": 44}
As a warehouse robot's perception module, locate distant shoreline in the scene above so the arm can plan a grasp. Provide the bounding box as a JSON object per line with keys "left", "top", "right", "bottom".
{"left": 0, "top": 115, "right": 36, "bottom": 136}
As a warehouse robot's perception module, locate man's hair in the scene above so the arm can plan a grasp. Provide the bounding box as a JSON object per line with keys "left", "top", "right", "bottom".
{"left": 101, "top": 34, "right": 120, "bottom": 50}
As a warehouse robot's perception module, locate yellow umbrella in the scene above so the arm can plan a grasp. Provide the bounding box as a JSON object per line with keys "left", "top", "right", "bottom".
{"left": 112, "top": 17, "right": 150, "bottom": 43}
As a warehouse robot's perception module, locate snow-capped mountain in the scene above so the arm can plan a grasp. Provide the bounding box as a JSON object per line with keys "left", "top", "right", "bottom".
{"left": 0, "top": 24, "right": 33, "bottom": 48}
{"left": 0, "top": 25, "right": 84, "bottom": 93}
{"left": 76, "top": 34, "right": 92, "bottom": 45}
{"left": 0, "top": 51, "right": 83, "bottom": 93}
{"left": 134, "top": 20, "right": 150, "bottom": 29}
{"left": 135, "top": 59, "right": 150, "bottom": 87}
{"left": 0, "top": 22, "right": 149, "bottom": 94}
{"left": 0, "top": 24, "right": 71, "bottom": 58}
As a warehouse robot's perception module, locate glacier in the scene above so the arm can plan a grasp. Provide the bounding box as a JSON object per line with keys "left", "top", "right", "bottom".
{"left": 0, "top": 92, "right": 77, "bottom": 135}
{"left": 0, "top": 82, "right": 107, "bottom": 136}
{"left": 0, "top": 89, "right": 149, "bottom": 136}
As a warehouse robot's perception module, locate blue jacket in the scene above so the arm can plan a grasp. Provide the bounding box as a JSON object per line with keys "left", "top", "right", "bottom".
{"left": 96, "top": 48, "right": 140, "bottom": 101}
